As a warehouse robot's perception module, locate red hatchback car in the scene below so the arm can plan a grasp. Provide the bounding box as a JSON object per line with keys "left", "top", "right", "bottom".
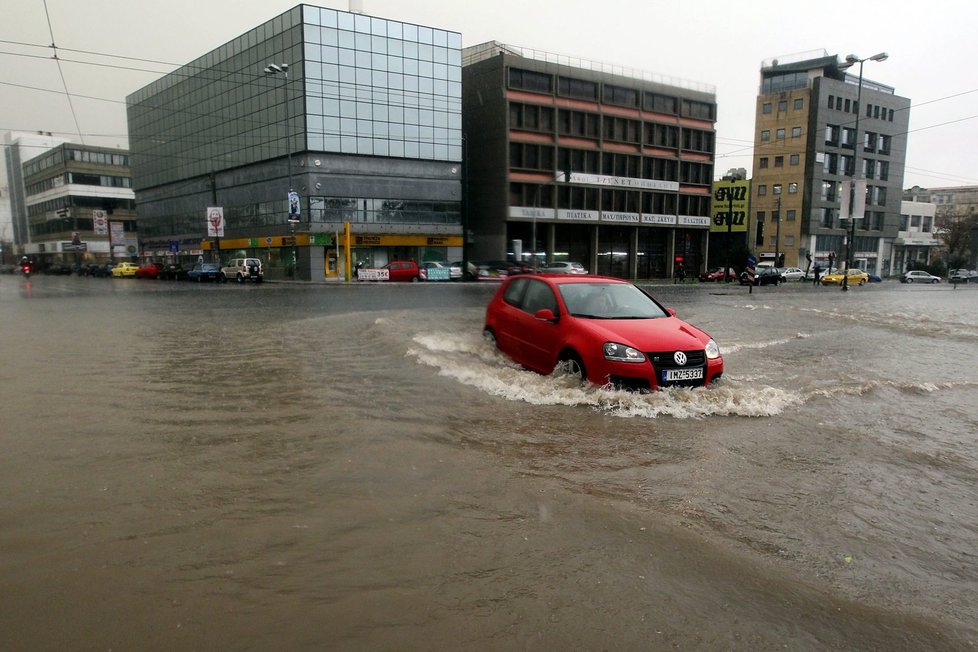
{"left": 484, "top": 275, "right": 723, "bottom": 391}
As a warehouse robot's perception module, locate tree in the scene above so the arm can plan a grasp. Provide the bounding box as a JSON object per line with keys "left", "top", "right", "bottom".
{"left": 936, "top": 205, "right": 978, "bottom": 269}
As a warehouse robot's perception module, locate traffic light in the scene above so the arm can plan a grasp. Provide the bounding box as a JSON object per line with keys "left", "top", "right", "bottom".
{"left": 674, "top": 255, "right": 684, "bottom": 264}
{"left": 778, "top": 253, "right": 785, "bottom": 267}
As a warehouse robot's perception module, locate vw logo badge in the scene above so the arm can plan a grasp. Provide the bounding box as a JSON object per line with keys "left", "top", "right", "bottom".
{"left": 674, "top": 351, "right": 687, "bottom": 366}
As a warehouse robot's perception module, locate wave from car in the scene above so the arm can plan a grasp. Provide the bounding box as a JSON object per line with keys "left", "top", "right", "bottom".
{"left": 483, "top": 275, "right": 723, "bottom": 391}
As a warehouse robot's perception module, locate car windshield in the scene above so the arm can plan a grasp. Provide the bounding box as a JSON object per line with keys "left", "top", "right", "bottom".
{"left": 558, "top": 282, "right": 668, "bottom": 319}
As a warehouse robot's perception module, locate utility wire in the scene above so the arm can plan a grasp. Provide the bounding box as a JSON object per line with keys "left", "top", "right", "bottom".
{"left": 41, "top": 0, "right": 85, "bottom": 145}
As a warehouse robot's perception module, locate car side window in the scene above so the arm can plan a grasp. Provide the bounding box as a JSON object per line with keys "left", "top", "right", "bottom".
{"left": 503, "top": 278, "right": 528, "bottom": 308}
{"left": 522, "top": 279, "right": 558, "bottom": 316}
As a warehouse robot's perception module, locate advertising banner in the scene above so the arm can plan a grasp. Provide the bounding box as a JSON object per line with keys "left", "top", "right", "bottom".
{"left": 207, "top": 207, "right": 225, "bottom": 237}
{"left": 711, "top": 180, "right": 750, "bottom": 233}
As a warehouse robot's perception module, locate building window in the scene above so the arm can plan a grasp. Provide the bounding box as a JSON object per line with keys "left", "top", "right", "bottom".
{"left": 825, "top": 124, "right": 839, "bottom": 145}
{"left": 557, "top": 76, "right": 598, "bottom": 100}
{"left": 776, "top": 128, "right": 785, "bottom": 140}
{"left": 682, "top": 99, "right": 714, "bottom": 120}
{"left": 773, "top": 183, "right": 782, "bottom": 194}
{"left": 787, "top": 209, "right": 797, "bottom": 221}
{"left": 827, "top": 95, "right": 835, "bottom": 109}
{"left": 761, "top": 130, "right": 770, "bottom": 142}
{"left": 763, "top": 102, "right": 772, "bottom": 114}
{"left": 788, "top": 182, "right": 798, "bottom": 194}
{"left": 603, "top": 84, "right": 639, "bottom": 108}
{"left": 758, "top": 185, "right": 767, "bottom": 196}
{"left": 774, "top": 156, "right": 784, "bottom": 167}
{"left": 791, "top": 126, "right": 802, "bottom": 138}
{"left": 922, "top": 216, "right": 932, "bottom": 232}
{"left": 759, "top": 157, "right": 769, "bottom": 169}
{"left": 778, "top": 100, "right": 787, "bottom": 112}
{"left": 644, "top": 92, "right": 678, "bottom": 114}
{"left": 794, "top": 98, "right": 804, "bottom": 110}
{"left": 844, "top": 98, "right": 851, "bottom": 113}
{"left": 508, "top": 68, "right": 552, "bottom": 93}
{"left": 900, "top": 214, "right": 909, "bottom": 230}
{"left": 790, "top": 153, "right": 800, "bottom": 166}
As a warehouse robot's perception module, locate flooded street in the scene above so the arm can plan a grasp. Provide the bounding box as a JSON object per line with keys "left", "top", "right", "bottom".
{"left": 1, "top": 275, "right": 976, "bottom": 651}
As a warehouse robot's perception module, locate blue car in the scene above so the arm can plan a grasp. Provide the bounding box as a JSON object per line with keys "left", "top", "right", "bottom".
{"left": 187, "top": 262, "right": 225, "bottom": 282}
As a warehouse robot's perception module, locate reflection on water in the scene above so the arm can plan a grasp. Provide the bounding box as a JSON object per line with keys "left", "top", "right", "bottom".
{"left": 1, "top": 277, "right": 976, "bottom": 650}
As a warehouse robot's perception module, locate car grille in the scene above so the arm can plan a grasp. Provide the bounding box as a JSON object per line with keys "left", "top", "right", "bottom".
{"left": 647, "top": 349, "right": 707, "bottom": 387}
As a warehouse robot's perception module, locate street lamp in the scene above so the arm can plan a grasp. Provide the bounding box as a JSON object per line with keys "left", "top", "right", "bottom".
{"left": 264, "top": 62, "right": 298, "bottom": 279}
{"left": 838, "top": 51, "right": 887, "bottom": 291}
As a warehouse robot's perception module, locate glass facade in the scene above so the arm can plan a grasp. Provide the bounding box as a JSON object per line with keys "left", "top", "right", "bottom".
{"left": 127, "top": 5, "right": 462, "bottom": 191}
{"left": 302, "top": 7, "right": 462, "bottom": 161}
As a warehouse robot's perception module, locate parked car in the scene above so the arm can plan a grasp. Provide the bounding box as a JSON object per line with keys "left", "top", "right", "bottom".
{"left": 44, "top": 263, "right": 74, "bottom": 275}
{"left": 780, "top": 267, "right": 806, "bottom": 282}
{"left": 471, "top": 260, "right": 527, "bottom": 281}
{"left": 483, "top": 275, "right": 723, "bottom": 391}
{"left": 159, "top": 262, "right": 189, "bottom": 281}
{"left": 111, "top": 262, "right": 140, "bottom": 278}
{"left": 949, "top": 269, "right": 976, "bottom": 283}
{"left": 901, "top": 270, "right": 941, "bottom": 284}
{"left": 698, "top": 267, "right": 736, "bottom": 282}
{"left": 740, "top": 267, "right": 784, "bottom": 286}
{"left": 135, "top": 262, "right": 164, "bottom": 279}
{"left": 187, "top": 262, "right": 225, "bottom": 282}
{"left": 444, "top": 261, "right": 465, "bottom": 280}
{"left": 820, "top": 268, "right": 869, "bottom": 286}
{"left": 542, "top": 261, "right": 588, "bottom": 275}
{"left": 383, "top": 260, "right": 422, "bottom": 282}
{"left": 421, "top": 261, "right": 453, "bottom": 281}
{"left": 221, "top": 257, "right": 264, "bottom": 283}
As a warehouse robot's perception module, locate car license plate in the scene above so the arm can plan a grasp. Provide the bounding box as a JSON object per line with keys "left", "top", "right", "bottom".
{"left": 663, "top": 367, "right": 704, "bottom": 382}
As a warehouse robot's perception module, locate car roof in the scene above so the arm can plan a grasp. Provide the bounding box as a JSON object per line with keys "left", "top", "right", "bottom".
{"left": 519, "top": 274, "right": 626, "bottom": 286}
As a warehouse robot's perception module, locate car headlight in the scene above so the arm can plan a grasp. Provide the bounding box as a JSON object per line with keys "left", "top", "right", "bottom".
{"left": 603, "top": 342, "right": 645, "bottom": 363}
{"left": 705, "top": 339, "right": 721, "bottom": 360}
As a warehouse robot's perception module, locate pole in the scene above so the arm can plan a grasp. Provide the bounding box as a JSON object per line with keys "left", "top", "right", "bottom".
{"left": 725, "top": 182, "right": 733, "bottom": 282}
{"left": 775, "top": 194, "right": 781, "bottom": 268}
{"left": 843, "top": 57, "right": 870, "bottom": 292}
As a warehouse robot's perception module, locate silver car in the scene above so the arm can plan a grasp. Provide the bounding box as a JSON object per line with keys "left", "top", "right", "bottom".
{"left": 542, "top": 261, "right": 588, "bottom": 275}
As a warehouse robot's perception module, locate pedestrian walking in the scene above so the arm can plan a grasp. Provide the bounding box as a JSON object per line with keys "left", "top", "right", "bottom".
{"left": 812, "top": 263, "right": 821, "bottom": 286}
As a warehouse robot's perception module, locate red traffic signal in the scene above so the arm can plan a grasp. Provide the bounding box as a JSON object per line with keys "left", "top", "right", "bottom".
{"left": 674, "top": 256, "right": 684, "bottom": 263}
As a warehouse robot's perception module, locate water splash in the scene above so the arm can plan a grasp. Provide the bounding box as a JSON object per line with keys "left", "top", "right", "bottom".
{"left": 407, "top": 332, "right": 805, "bottom": 419}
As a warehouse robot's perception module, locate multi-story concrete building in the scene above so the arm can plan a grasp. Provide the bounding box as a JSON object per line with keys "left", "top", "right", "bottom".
{"left": 905, "top": 184, "right": 978, "bottom": 270}
{"left": 896, "top": 200, "right": 939, "bottom": 270}
{"left": 462, "top": 42, "right": 717, "bottom": 279}
{"left": 3, "top": 131, "right": 68, "bottom": 260}
{"left": 750, "top": 51, "right": 910, "bottom": 275}
{"left": 20, "top": 142, "right": 136, "bottom": 265}
{"left": 126, "top": 4, "right": 463, "bottom": 280}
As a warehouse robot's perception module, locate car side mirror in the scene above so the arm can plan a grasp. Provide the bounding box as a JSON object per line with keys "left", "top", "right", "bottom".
{"left": 666, "top": 307, "right": 677, "bottom": 317}
{"left": 534, "top": 308, "right": 558, "bottom": 322}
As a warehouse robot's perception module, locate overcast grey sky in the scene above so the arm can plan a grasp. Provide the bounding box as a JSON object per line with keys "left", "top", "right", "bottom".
{"left": 2, "top": 0, "right": 976, "bottom": 188}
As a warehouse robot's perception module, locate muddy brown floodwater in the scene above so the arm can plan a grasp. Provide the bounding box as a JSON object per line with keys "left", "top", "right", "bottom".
{"left": 1, "top": 275, "right": 976, "bottom": 650}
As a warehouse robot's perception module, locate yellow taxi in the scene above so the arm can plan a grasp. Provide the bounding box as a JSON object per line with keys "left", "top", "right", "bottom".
{"left": 111, "top": 262, "right": 140, "bottom": 278}
{"left": 820, "top": 268, "right": 869, "bottom": 286}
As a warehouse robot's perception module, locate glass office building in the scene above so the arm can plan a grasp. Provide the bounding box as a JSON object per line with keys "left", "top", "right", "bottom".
{"left": 127, "top": 4, "right": 463, "bottom": 280}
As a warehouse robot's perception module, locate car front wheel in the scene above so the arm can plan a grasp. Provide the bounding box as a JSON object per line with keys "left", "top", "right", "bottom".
{"left": 483, "top": 329, "right": 497, "bottom": 349}
{"left": 907, "top": 278, "right": 914, "bottom": 283}
{"left": 557, "top": 351, "right": 587, "bottom": 384}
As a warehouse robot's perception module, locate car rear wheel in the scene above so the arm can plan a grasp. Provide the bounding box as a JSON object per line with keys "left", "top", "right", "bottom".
{"left": 907, "top": 278, "right": 914, "bottom": 283}
{"left": 557, "top": 352, "right": 587, "bottom": 384}
{"left": 236, "top": 273, "right": 243, "bottom": 283}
